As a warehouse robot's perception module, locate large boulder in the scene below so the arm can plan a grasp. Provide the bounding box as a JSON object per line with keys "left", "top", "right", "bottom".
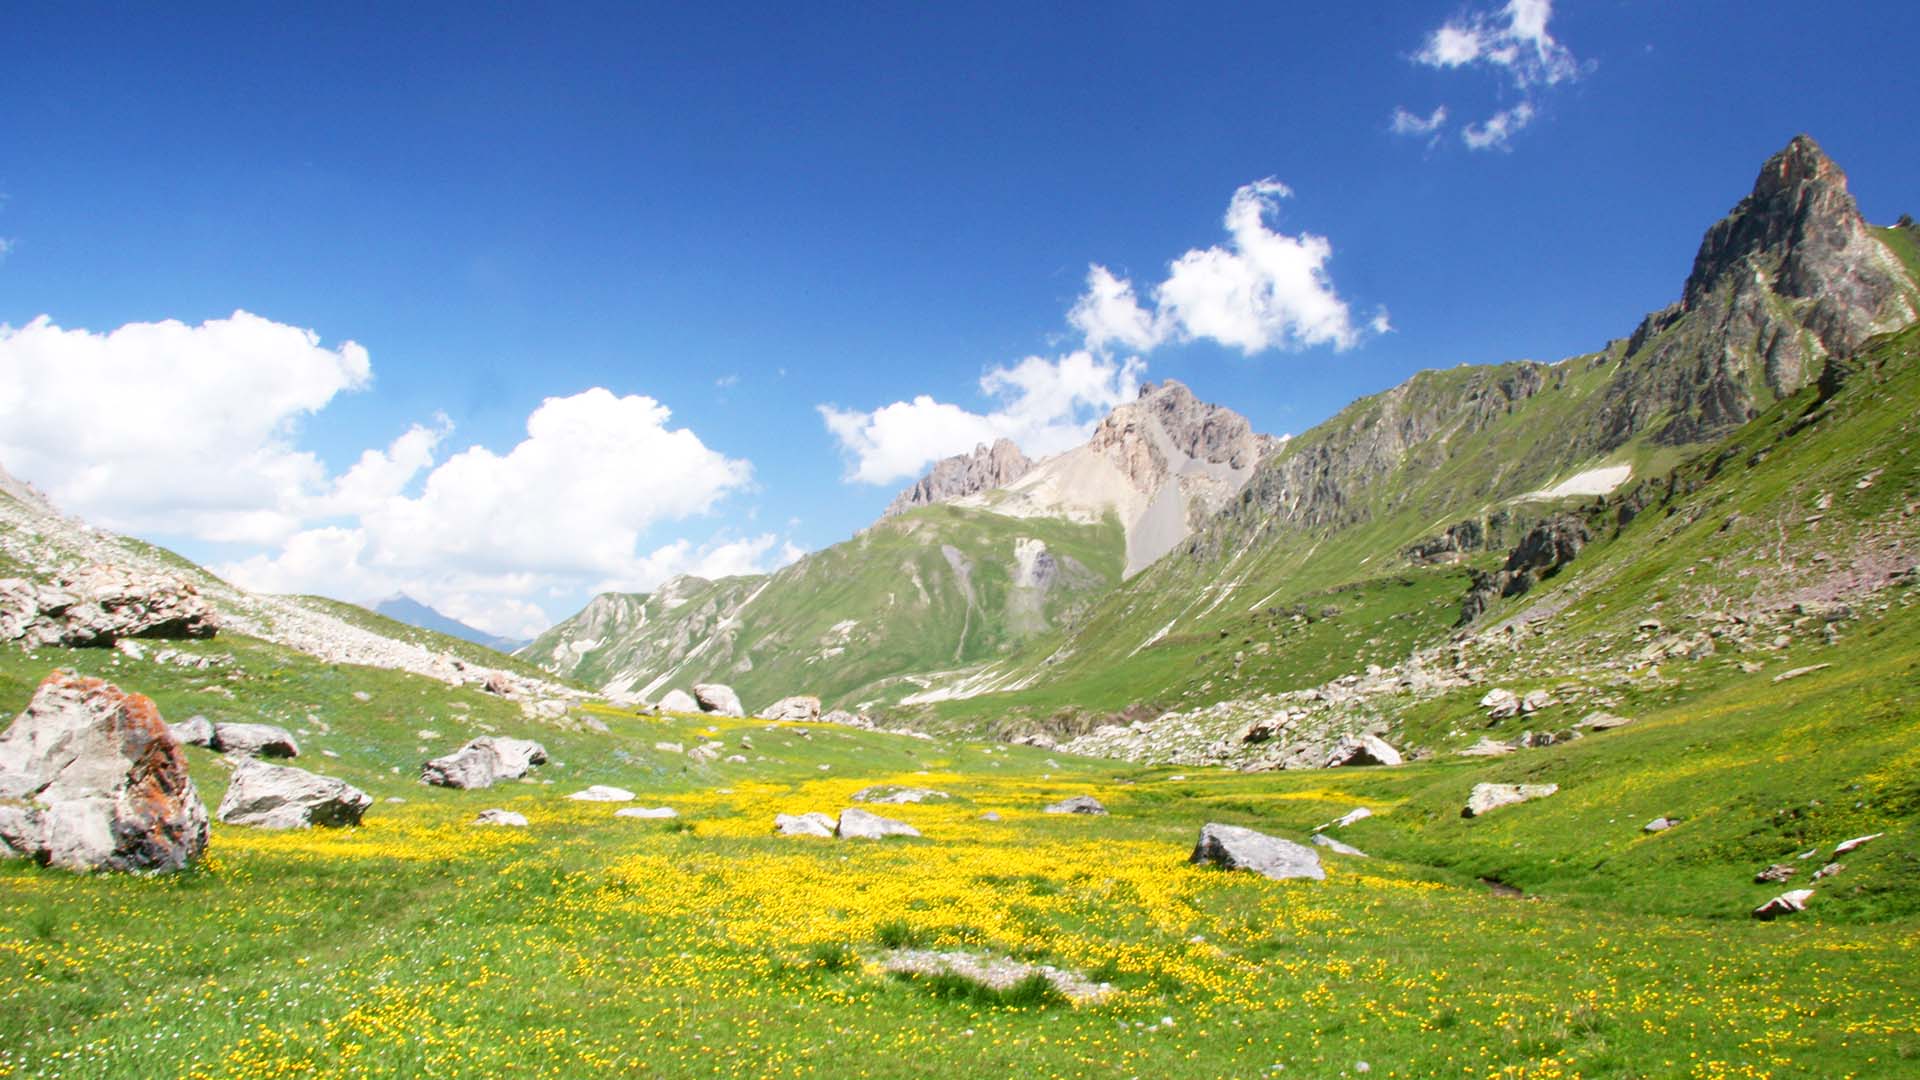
{"left": 212, "top": 722, "right": 300, "bottom": 759}
{"left": 217, "top": 759, "right": 370, "bottom": 828}
{"left": 774, "top": 812, "right": 835, "bottom": 837}
{"left": 421, "top": 736, "right": 549, "bottom": 790}
{"left": 692, "top": 684, "right": 745, "bottom": 717}
{"left": 1323, "top": 734, "right": 1403, "bottom": 768}
{"left": 836, "top": 807, "right": 920, "bottom": 839}
{"left": 0, "top": 567, "right": 218, "bottom": 648}
{"left": 1752, "top": 889, "right": 1815, "bottom": 921}
{"left": 657, "top": 689, "right": 700, "bottom": 714}
{"left": 1189, "top": 823, "right": 1325, "bottom": 882}
{"left": 1480, "top": 689, "right": 1520, "bottom": 721}
{"left": 1462, "top": 782, "right": 1560, "bottom": 818}
{"left": 1044, "top": 795, "right": 1107, "bottom": 815}
{"left": 0, "top": 671, "right": 209, "bottom": 872}
{"left": 760, "top": 695, "right": 821, "bottom": 722}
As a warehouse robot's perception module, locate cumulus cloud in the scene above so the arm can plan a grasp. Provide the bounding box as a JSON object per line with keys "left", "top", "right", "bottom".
{"left": 0, "top": 311, "right": 370, "bottom": 543}
{"left": 1396, "top": 0, "right": 1583, "bottom": 151}
{"left": 819, "top": 351, "right": 1144, "bottom": 485}
{"left": 222, "top": 387, "right": 772, "bottom": 638}
{"left": 1067, "top": 179, "right": 1377, "bottom": 358}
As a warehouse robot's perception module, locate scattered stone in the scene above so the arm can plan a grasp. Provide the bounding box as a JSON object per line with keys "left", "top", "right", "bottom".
{"left": 1480, "top": 689, "right": 1520, "bottom": 720}
{"left": 1833, "top": 833, "right": 1882, "bottom": 857}
{"left": 1010, "top": 732, "right": 1059, "bottom": 750}
{"left": 658, "top": 689, "right": 700, "bottom": 714}
{"left": 1044, "top": 795, "right": 1107, "bottom": 815}
{"left": 1643, "top": 817, "right": 1678, "bottom": 833}
{"left": 1772, "top": 664, "right": 1832, "bottom": 683}
{"left": 565, "top": 785, "right": 634, "bottom": 802}
{"left": 614, "top": 806, "right": 679, "bottom": 819}
{"left": 0, "top": 671, "right": 209, "bottom": 872}
{"left": 724, "top": 754, "right": 747, "bottom": 764}
{"left": 836, "top": 807, "right": 920, "bottom": 839}
{"left": 0, "top": 567, "right": 218, "bottom": 648}
{"left": 882, "top": 949, "right": 1113, "bottom": 1004}
{"left": 1578, "top": 711, "right": 1634, "bottom": 731}
{"left": 352, "top": 691, "right": 372, "bottom": 703}
{"left": 654, "top": 741, "right": 684, "bottom": 754}
{"left": 473, "top": 809, "right": 528, "bottom": 827}
{"left": 1813, "top": 862, "right": 1845, "bottom": 881}
{"left": 1456, "top": 737, "right": 1517, "bottom": 757}
{"left": 1330, "top": 807, "right": 1372, "bottom": 829}
{"left": 1752, "top": 889, "right": 1814, "bottom": 921}
{"left": 774, "top": 812, "right": 835, "bottom": 837}
{"left": 687, "top": 743, "right": 723, "bottom": 765}
{"left": 692, "top": 683, "right": 745, "bottom": 717}
{"left": 1755, "top": 863, "right": 1797, "bottom": 884}
{"left": 1462, "top": 783, "right": 1559, "bottom": 818}
{"left": 1323, "top": 733, "right": 1402, "bottom": 768}
{"left": 1189, "top": 823, "right": 1325, "bottom": 881}
{"left": 169, "top": 714, "right": 215, "bottom": 748}
{"left": 217, "top": 759, "right": 371, "bottom": 828}
{"left": 1520, "top": 689, "right": 1557, "bottom": 714}
{"left": 421, "top": 736, "right": 549, "bottom": 790}
{"left": 853, "top": 785, "right": 950, "bottom": 804}
{"left": 978, "top": 811, "right": 1001, "bottom": 822}
{"left": 1309, "top": 833, "right": 1368, "bottom": 857}
{"left": 211, "top": 722, "right": 300, "bottom": 759}
{"left": 760, "top": 695, "right": 821, "bottom": 722}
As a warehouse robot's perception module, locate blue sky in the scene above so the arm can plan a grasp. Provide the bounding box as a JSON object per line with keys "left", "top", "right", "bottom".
{"left": 3, "top": 1, "right": 1917, "bottom": 637}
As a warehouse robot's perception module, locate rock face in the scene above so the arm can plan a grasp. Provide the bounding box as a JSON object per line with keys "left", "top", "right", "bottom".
{"left": 835, "top": 807, "right": 920, "bottom": 839}
{"left": 421, "top": 736, "right": 549, "bottom": 790}
{"left": 1189, "top": 823, "right": 1325, "bottom": 882}
{"left": 760, "top": 695, "right": 821, "bottom": 722}
{"left": 774, "top": 811, "right": 835, "bottom": 837}
{"left": 658, "top": 689, "right": 700, "bottom": 714}
{"left": 217, "top": 759, "right": 371, "bottom": 828}
{"left": 1600, "top": 135, "right": 1919, "bottom": 446}
{"left": 692, "top": 683, "right": 744, "bottom": 717}
{"left": 884, "top": 438, "right": 1034, "bottom": 518}
{"left": 0, "top": 671, "right": 209, "bottom": 872}
{"left": 211, "top": 722, "right": 300, "bottom": 759}
{"left": 0, "top": 567, "right": 219, "bottom": 648}
{"left": 1462, "top": 783, "right": 1560, "bottom": 818}
{"left": 1461, "top": 516, "right": 1592, "bottom": 624}
{"left": 1044, "top": 795, "right": 1108, "bottom": 815}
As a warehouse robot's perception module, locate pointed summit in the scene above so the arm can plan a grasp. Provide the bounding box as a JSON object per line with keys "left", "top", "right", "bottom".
{"left": 882, "top": 438, "right": 1034, "bottom": 518}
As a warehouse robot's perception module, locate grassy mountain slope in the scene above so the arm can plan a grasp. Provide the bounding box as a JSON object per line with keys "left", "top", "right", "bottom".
{"left": 521, "top": 504, "right": 1125, "bottom": 712}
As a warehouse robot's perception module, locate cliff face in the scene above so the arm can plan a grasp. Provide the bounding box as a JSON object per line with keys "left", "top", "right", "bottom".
{"left": 882, "top": 439, "right": 1034, "bottom": 518}
{"left": 1601, "top": 135, "right": 1919, "bottom": 446}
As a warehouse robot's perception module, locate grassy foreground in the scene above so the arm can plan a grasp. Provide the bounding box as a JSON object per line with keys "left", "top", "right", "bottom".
{"left": 2, "top": 628, "right": 1917, "bottom": 1079}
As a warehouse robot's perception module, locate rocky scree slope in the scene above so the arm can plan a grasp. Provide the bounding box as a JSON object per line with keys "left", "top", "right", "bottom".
{"left": 910, "top": 135, "right": 1919, "bottom": 721}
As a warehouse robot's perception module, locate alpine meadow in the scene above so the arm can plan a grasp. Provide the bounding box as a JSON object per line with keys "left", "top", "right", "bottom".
{"left": 4, "top": 5, "right": 1920, "bottom": 1079}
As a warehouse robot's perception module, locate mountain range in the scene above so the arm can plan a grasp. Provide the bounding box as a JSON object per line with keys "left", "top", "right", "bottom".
{"left": 521, "top": 135, "right": 1920, "bottom": 726}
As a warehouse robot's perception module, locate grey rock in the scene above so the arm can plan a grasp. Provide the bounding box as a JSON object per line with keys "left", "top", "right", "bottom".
{"left": 1480, "top": 689, "right": 1520, "bottom": 720}
{"left": 760, "top": 695, "right": 821, "bottom": 723}
{"left": 1752, "top": 889, "right": 1815, "bottom": 921}
{"left": 217, "top": 759, "right": 370, "bottom": 829}
{"left": 1520, "top": 689, "right": 1557, "bottom": 714}
{"left": 1309, "top": 833, "right": 1368, "bottom": 857}
{"left": 881, "top": 949, "right": 1112, "bottom": 1004}
{"left": 614, "top": 806, "right": 679, "bottom": 819}
{"left": 687, "top": 742, "right": 723, "bottom": 765}
{"left": 1462, "top": 783, "right": 1559, "bottom": 818}
{"left": 169, "top": 714, "right": 215, "bottom": 748}
{"left": 1643, "top": 817, "right": 1678, "bottom": 833}
{"left": 1189, "top": 823, "right": 1325, "bottom": 881}
{"left": 774, "top": 811, "right": 835, "bottom": 837}
{"left": 212, "top": 722, "right": 300, "bottom": 759}
{"left": 566, "top": 785, "right": 634, "bottom": 802}
{"left": 1832, "top": 832, "right": 1882, "bottom": 857}
{"left": 1323, "top": 733, "right": 1402, "bottom": 768}
{"left": 1010, "top": 732, "right": 1059, "bottom": 750}
{"left": 421, "top": 736, "right": 548, "bottom": 790}
{"left": 883, "top": 438, "right": 1034, "bottom": 518}
{"left": 692, "top": 683, "right": 744, "bottom": 717}
{"left": 1813, "top": 861, "right": 1845, "bottom": 881}
{"left": 0, "top": 566, "right": 218, "bottom": 648}
{"left": 1578, "top": 711, "right": 1634, "bottom": 732}
{"left": 1755, "top": 863, "right": 1797, "bottom": 884}
{"left": 658, "top": 689, "right": 700, "bottom": 714}
{"left": 836, "top": 807, "right": 920, "bottom": 839}
{"left": 853, "top": 785, "right": 950, "bottom": 804}
{"left": 473, "top": 809, "right": 528, "bottom": 827}
{"left": 1044, "top": 795, "right": 1107, "bottom": 815}
{"left": 0, "top": 671, "right": 208, "bottom": 872}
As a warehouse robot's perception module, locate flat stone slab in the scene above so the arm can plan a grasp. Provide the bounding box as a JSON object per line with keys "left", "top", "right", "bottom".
{"left": 883, "top": 949, "right": 1113, "bottom": 1004}
{"left": 774, "top": 812, "right": 835, "bottom": 837}
{"left": 614, "top": 807, "right": 678, "bottom": 819}
{"left": 1189, "top": 822, "right": 1324, "bottom": 881}
{"left": 566, "top": 785, "right": 635, "bottom": 802}
{"left": 836, "top": 807, "right": 920, "bottom": 839}
{"left": 1044, "top": 795, "right": 1107, "bottom": 815}
{"left": 1462, "top": 782, "right": 1559, "bottom": 818}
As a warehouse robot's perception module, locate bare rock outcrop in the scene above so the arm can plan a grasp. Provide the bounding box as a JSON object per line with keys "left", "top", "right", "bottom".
{"left": 0, "top": 567, "right": 218, "bottom": 648}
{"left": 0, "top": 671, "right": 209, "bottom": 872}
{"left": 883, "top": 438, "right": 1033, "bottom": 518}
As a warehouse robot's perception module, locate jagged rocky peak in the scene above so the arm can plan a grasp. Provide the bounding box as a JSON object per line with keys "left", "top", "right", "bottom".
{"left": 1616, "top": 135, "right": 1918, "bottom": 444}
{"left": 1089, "top": 379, "right": 1280, "bottom": 496}
{"left": 883, "top": 437, "right": 1034, "bottom": 517}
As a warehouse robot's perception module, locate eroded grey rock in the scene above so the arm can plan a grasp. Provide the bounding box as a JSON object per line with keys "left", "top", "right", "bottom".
{"left": 692, "top": 683, "right": 744, "bottom": 717}
{"left": 217, "top": 759, "right": 370, "bottom": 829}
{"left": 836, "top": 807, "right": 920, "bottom": 839}
{"left": 774, "top": 812, "right": 835, "bottom": 837}
{"left": 1462, "top": 782, "right": 1559, "bottom": 818}
{"left": 213, "top": 722, "right": 300, "bottom": 759}
{"left": 1189, "top": 823, "right": 1324, "bottom": 881}
{"left": 1044, "top": 795, "right": 1107, "bottom": 815}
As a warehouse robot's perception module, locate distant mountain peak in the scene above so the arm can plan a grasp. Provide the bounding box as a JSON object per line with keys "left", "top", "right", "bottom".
{"left": 374, "top": 595, "right": 525, "bottom": 653}
{"left": 882, "top": 437, "right": 1034, "bottom": 518}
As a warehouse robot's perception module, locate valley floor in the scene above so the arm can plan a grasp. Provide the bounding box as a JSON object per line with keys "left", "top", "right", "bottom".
{"left": 1, "top": 633, "right": 1915, "bottom": 1079}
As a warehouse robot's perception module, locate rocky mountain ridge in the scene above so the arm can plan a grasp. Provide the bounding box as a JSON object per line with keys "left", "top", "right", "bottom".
{"left": 883, "top": 438, "right": 1034, "bottom": 518}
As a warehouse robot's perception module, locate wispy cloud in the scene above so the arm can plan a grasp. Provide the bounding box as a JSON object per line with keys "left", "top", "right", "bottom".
{"left": 1391, "top": 0, "right": 1585, "bottom": 152}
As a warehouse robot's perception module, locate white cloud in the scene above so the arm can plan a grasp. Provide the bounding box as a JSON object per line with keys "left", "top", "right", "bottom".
{"left": 1139, "top": 178, "right": 1372, "bottom": 354}
{"left": 0, "top": 311, "right": 370, "bottom": 543}
{"left": 1462, "top": 102, "right": 1536, "bottom": 151}
{"left": 1404, "top": 0, "right": 1582, "bottom": 152}
{"left": 819, "top": 351, "right": 1144, "bottom": 485}
{"left": 1389, "top": 105, "right": 1449, "bottom": 137}
{"left": 1067, "top": 265, "right": 1162, "bottom": 353}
